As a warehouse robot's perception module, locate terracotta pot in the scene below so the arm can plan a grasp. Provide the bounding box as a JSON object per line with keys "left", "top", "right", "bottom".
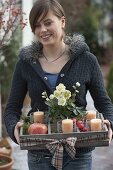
{"left": 0, "top": 138, "right": 12, "bottom": 156}
{"left": 0, "top": 154, "right": 14, "bottom": 170}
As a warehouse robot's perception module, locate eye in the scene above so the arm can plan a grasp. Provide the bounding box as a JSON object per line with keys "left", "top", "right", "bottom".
{"left": 44, "top": 21, "right": 52, "bottom": 26}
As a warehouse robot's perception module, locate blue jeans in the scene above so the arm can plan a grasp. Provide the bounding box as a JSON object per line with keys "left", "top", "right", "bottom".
{"left": 28, "top": 150, "right": 92, "bottom": 170}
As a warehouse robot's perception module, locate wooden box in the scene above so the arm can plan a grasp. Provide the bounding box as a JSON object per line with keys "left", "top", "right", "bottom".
{"left": 20, "top": 113, "right": 109, "bottom": 150}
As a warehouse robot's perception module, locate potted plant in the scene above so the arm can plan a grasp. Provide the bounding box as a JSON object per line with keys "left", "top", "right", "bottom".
{"left": 0, "top": 154, "right": 14, "bottom": 170}
{"left": 42, "top": 82, "right": 86, "bottom": 122}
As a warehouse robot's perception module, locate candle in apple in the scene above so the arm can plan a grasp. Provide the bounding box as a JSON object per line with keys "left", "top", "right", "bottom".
{"left": 86, "top": 110, "right": 96, "bottom": 120}
{"left": 62, "top": 118, "right": 73, "bottom": 133}
{"left": 33, "top": 111, "right": 44, "bottom": 123}
{"left": 90, "top": 119, "right": 102, "bottom": 131}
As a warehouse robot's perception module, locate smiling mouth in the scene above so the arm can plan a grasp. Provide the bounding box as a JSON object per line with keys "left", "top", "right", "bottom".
{"left": 41, "top": 34, "right": 52, "bottom": 40}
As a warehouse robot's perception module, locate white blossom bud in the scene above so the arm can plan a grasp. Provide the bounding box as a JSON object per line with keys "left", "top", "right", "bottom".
{"left": 50, "top": 94, "right": 54, "bottom": 99}
{"left": 42, "top": 91, "right": 47, "bottom": 95}
{"left": 76, "top": 82, "right": 80, "bottom": 87}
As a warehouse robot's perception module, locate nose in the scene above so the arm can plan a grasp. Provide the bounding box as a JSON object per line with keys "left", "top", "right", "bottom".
{"left": 40, "top": 24, "right": 47, "bottom": 32}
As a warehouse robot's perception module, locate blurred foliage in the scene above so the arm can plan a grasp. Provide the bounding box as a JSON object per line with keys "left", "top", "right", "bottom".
{"left": 0, "top": 0, "right": 24, "bottom": 106}
{"left": 61, "top": 0, "right": 113, "bottom": 64}
{"left": 60, "top": 0, "right": 90, "bottom": 33}
{"left": 0, "top": 36, "right": 20, "bottom": 104}
{"left": 106, "top": 0, "right": 113, "bottom": 44}
{"left": 107, "top": 62, "right": 113, "bottom": 103}
{"left": 0, "top": 0, "right": 27, "bottom": 48}
{"left": 75, "top": 5, "right": 103, "bottom": 60}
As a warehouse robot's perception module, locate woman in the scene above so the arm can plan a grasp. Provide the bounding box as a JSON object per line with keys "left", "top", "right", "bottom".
{"left": 4, "top": 0, "right": 113, "bottom": 170}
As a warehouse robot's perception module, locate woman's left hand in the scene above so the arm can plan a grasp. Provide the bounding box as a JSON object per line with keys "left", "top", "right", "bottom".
{"left": 104, "top": 120, "right": 113, "bottom": 144}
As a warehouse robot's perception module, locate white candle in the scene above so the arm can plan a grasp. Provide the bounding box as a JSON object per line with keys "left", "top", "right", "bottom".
{"left": 86, "top": 110, "right": 96, "bottom": 120}
{"left": 33, "top": 111, "right": 44, "bottom": 123}
{"left": 62, "top": 118, "right": 73, "bottom": 133}
{"left": 90, "top": 119, "right": 102, "bottom": 131}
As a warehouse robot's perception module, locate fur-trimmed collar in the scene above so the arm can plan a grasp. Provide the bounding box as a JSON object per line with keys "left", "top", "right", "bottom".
{"left": 19, "top": 34, "right": 89, "bottom": 63}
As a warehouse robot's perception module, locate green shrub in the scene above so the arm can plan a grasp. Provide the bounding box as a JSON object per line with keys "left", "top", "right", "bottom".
{"left": 107, "top": 62, "right": 113, "bottom": 103}
{"left": 0, "top": 39, "right": 19, "bottom": 104}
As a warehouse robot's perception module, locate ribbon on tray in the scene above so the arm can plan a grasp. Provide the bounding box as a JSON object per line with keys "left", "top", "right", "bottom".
{"left": 46, "top": 137, "right": 77, "bottom": 170}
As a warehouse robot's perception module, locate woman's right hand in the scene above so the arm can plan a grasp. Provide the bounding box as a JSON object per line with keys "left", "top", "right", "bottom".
{"left": 14, "top": 122, "right": 23, "bottom": 144}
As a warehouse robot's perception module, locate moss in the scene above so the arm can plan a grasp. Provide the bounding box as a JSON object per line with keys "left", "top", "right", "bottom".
{"left": 0, "top": 159, "right": 8, "bottom": 166}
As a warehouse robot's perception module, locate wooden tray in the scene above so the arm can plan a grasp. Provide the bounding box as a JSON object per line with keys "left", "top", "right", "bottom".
{"left": 20, "top": 113, "right": 109, "bottom": 150}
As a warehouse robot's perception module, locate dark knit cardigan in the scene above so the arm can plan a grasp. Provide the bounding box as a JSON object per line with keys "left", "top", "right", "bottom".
{"left": 4, "top": 35, "right": 113, "bottom": 151}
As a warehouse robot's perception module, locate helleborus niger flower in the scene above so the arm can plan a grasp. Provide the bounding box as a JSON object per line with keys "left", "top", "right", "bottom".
{"left": 42, "top": 83, "right": 86, "bottom": 121}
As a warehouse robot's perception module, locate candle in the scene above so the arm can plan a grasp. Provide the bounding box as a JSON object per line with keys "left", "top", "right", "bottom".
{"left": 62, "top": 118, "right": 73, "bottom": 133}
{"left": 86, "top": 110, "right": 96, "bottom": 120}
{"left": 33, "top": 111, "right": 44, "bottom": 123}
{"left": 90, "top": 119, "right": 102, "bottom": 131}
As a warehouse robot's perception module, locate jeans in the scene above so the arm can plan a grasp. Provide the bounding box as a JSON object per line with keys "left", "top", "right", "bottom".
{"left": 28, "top": 150, "right": 92, "bottom": 170}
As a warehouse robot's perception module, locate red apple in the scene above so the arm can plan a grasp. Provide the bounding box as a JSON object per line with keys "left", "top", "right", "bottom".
{"left": 28, "top": 123, "right": 48, "bottom": 134}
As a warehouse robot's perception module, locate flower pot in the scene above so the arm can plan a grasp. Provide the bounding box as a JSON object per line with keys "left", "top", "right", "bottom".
{"left": 0, "top": 138, "right": 12, "bottom": 156}
{"left": 0, "top": 154, "right": 14, "bottom": 170}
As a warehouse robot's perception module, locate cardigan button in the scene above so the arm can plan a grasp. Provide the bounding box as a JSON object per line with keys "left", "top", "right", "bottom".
{"left": 44, "top": 76, "right": 48, "bottom": 80}
{"left": 33, "top": 61, "right": 36, "bottom": 64}
{"left": 60, "top": 73, "right": 65, "bottom": 77}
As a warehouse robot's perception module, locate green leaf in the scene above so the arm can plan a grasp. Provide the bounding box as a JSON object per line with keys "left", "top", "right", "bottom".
{"left": 73, "top": 109, "right": 78, "bottom": 115}
{"left": 45, "top": 101, "right": 52, "bottom": 107}
{"left": 70, "top": 102, "right": 76, "bottom": 108}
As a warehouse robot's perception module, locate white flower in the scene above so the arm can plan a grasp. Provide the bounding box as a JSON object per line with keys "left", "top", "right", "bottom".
{"left": 46, "top": 98, "right": 49, "bottom": 101}
{"left": 72, "top": 85, "right": 76, "bottom": 90}
{"left": 56, "top": 83, "right": 66, "bottom": 91}
{"left": 42, "top": 91, "right": 47, "bottom": 96}
{"left": 63, "top": 90, "right": 71, "bottom": 99}
{"left": 49, "top": 94, "right": 54, "bottom": 99}
{"left": 54, "top": 90, "right": 61, "bottom": 99}
{"left": 42, "top": 96, "right": 46, "bottom": 98}
{"left": 76, "top": 82, "right": 80, "bottom": 87}
{"left": 58, "top": 97, "right": 66, "bottom": 106}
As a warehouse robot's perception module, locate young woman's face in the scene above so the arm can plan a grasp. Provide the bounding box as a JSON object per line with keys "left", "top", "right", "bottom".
{"left": 34, "top": 10, "right": 65, "bottom": 46}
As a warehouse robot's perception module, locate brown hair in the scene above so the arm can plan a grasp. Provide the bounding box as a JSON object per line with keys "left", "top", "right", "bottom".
{"left": 29, "top": 0, "right": 65, "bottom": 32}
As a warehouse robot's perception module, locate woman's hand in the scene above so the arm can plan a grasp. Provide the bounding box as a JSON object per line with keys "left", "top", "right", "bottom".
{"left": 14, "top": 122, "right": 23, "bottom": 144}
{"left": 104, "top": 120, "right": 113, "bottom": 144}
